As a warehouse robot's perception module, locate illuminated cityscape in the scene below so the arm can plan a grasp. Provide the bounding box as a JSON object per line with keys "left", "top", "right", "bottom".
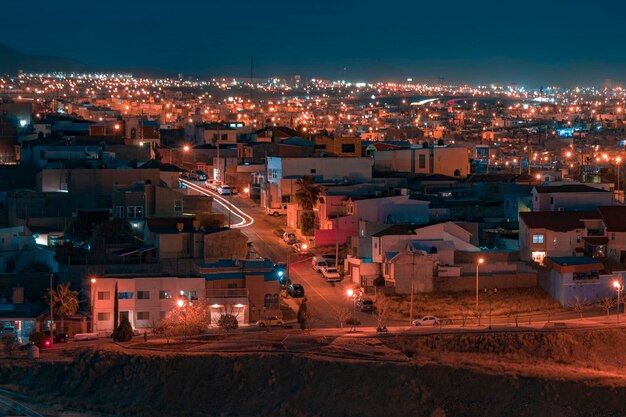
{"left": 2, "top": 1, "right": 626, "bottom": 416}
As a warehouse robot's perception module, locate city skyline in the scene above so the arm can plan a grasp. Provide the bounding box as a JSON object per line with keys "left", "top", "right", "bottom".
{"left": 3, "top": 0, "right": 626, "bottom": 86}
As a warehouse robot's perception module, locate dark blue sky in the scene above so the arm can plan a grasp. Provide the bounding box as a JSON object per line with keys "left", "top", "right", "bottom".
{"left": 4, "top": 0, "right": 626, "bottom": 86}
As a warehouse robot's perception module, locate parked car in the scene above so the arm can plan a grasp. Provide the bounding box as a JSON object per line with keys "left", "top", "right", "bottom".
{"left": 266, "top": 204, "right": 288, "bottom": 216}
{"left": 205, "top": 179, "right": 222, "bottom": 190}
{"left": 292, "top": 242, "right": 311, "bottom": 255}
{"left": 322, "top": 266, "right": 341, "bottom": 282}
{"left": 256, "top": 316, "right": 284, "bottom": 327}
{"left": 191, "top": 170, "right": 208, "bottom": 181}
{"left": 179, "top": 172, "right": 190, "bottom": 180}
{"left": 322, "top": 255, "right": 343, "bottom": 267}
{"left": 20, "top": 338, "right": 52, "bottom": 351}
{"left": 412, "top": 316, "right": 441, "bottom": 326}
{"left": 43, "top": 330, "right": 68, "bottom": 343}
{"left": 311, "top": 257, "right": 328, "bottom": 273}
{"left": 282, "top": 232, "right": 297, "bottom": 244}
{"left": 357, "top": 298, "right": 375, "bottom": 312}
{"left": 279, "top": 277, "right": 292, "bottom": 290}
{"left": 287, "top": 283, "right": 305, "bottom": 298}
{"left": 1, "top": 325, "right": 17, "bottom": 339}
{"left": 217, "top": 185, "right": 232, "bottom": 195}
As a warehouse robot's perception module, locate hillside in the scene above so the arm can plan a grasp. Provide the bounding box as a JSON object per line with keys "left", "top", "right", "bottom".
{"left": 0, "top": 42, "right": 88, "bottom": 73}
{"left": 2, "top": 329, "right": 626, "bottom": 416}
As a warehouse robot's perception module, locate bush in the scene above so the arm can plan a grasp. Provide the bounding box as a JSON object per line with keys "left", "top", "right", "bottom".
{"left": 29, "top": 331, "right": 46, "bottom": 344}
{"left": 113, "top": 317, "right": 134, "bottom": 342}
{"left": 346, "top": 317, "right": 361, "bottom": 326}
{"left": 373, "top": 277, "right": 385, "bottom": 287}
{"left": 217, "top": 314, "right": 239, "bottom": 332}
{"left": 2, "top": 336, "right": 19, "bottom": 358}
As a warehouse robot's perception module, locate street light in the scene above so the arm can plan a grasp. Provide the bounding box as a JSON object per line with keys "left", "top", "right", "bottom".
{"left": 346, "top": 289, "right": 357, "bottom": 333}
{"left": 614, "top": 280, "right": 623, "bottom": 323}
{"left": 177, "top": 299, "right": 187, "bottom": 342}
{"left": 616, "top": 157, "right": 622, "bottom": 196}
{"left": 475, "top": 258, "right": 484, "bottom": 308}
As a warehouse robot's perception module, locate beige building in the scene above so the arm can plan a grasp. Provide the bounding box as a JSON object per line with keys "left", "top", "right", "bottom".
{"left": 373, "top": 146, "right": 469, "bottom": 177}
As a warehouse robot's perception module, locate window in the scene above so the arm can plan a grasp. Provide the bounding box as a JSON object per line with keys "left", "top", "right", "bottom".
{"left": 418, "top": 154, "right": 426, "bottom": 169}
{"left": 128, "top": 206, "right": 144, "bottom": 218}
{"left": 612, "top": 233, "right": 616, "bottom": 241}
{"left": 550, "top": 197, "right": 554, "bottom": 204}
{"left": 118, "top": 292, "right": 134, "bottom": 299}
{"left": 97, "top": 291, "right": 110, "bottom": 300}
{"left": 221, "top": 134, "right": 228, "bottom": 141}
{"left": 310, "top": 169, "right": 316, "bottom": 174}
{"left": 576, "top": 235, "right": 581, "bottom": 243}
{"left": 174, "top": 200, "right": 183, "bottom": 213}
{"left": 159, "top": 311, "right": 167, "bottom": 319}
{"left": 137, "top": 312, "right": 150, "bottom": 320}
{"left": 159, "top": 291, "right": 172, "bottom": 299}
{"left": 532, "top": 234, "right": 544, "bottom": 244}
{"left": 114, "top": 206, "right": 125, "bottom": 217}
{"left": 314, "top": 144, "right": 327, "bottom": 150}
{"left": 281, "top": 195, "right": 291, "bottom": 203}
{"left": 341, "top": 144, "right": 355, "bottom": 153}
{"left": 137, "top": 291, "right": 150, "bottom": 300}
{"left": 97, "top": 312, "right": 110, "bottom": 321}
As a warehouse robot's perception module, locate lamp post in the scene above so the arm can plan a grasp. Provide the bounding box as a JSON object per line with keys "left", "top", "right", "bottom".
{"left": 475, "top": 258, "right": 484, "bottom": 308}
{"left": 90, "top": 278, "right": 97, "bottom": 333}
{"left": 177, "top": 299, "right": 187, "bottom": 342}
{"left": 617, "top": 157, "right": 622, "bottom": 201}
{"left": 49, "top": 273, "right": 54, "bottom": 347}
{"left": 614, "top": 280, "right": 623, "bottom": 324}
{"left": 346, "top": 289, "right": 357, "bottom": 333}
{"left": 484, "top": 286, "right": 498, "bottom": 330}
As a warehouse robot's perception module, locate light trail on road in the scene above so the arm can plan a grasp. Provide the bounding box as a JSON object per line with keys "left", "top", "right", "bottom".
{"left": 181, "top": 180, "right": 254, "bottom": 228}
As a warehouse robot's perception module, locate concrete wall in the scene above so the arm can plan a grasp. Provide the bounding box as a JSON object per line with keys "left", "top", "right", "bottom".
{"left": 434, "top": 272, "right": 537, "bottom": 292}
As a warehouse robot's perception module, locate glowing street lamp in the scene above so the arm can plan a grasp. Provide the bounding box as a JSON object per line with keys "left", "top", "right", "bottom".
{"left": 90, "top": 278, "right": 97, "bottom": 332}
{"left": 617, "top": 157, "right": 622, "bottom": 193}
{"left": 614, "top": 280, "right": 623, "bottom": 323}
{"left": 475, "top": 258, "right": 484, "bottom": 308}
{"left": 183, "top": 145, "right": 190, "bottom": 152}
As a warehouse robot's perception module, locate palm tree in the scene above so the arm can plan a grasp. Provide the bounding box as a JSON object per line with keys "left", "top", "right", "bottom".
{"left": 295, "top": 176, "right": 322, "bottom": 210}
{"left": 295, "top": 176, "right": 322, "bottom": 235}
{"left": 47, "top": 283, "right": 79, "bottom": 334}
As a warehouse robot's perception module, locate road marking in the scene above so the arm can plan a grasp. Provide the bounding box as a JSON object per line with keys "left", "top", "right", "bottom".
{"left": 180, "top": 180, "right": 254, "bottom": 228}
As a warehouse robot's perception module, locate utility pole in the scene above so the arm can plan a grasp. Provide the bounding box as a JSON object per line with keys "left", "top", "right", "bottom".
{"left": 49, "top": 273, "right": 54, "bottom": 346}
{"left": 330, "top": 202, "right": 344, "bottom": 269}
{"left": 409, "top": 251, "right": 415, "bottom": 326}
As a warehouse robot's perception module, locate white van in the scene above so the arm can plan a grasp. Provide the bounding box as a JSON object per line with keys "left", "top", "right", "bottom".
{"left": 217, "top": 185, "right": 232, "bottom": 195}
{"left": 206, "top": 179, "right": 222, "bottom": 191}
{"left": 311, "top": 257, "right": 329, "bottom": 273}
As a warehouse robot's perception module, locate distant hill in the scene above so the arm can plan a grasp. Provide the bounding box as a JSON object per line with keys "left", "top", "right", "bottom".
{"left": 0, "top": 42, "right": 88, "bottom": 73}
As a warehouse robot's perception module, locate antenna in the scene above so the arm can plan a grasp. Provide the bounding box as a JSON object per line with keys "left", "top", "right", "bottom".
{"left": 250, "top": 55, "right": 254, "bottom": 101}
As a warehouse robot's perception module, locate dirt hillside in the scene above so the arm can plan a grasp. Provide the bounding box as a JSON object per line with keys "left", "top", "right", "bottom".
{"left": 2, "top": 329, "right": 626, "bottom": 417}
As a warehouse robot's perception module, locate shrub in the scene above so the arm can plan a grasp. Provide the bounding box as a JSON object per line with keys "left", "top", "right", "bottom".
{"left": 2, "top": 336, "right": 19, "bottom": 357}
{"left": 217, "top": 314, "right": 239, "bottom": 332}
{"left": 113, "top": 317, "right": 134, "bottom": 342}
{"left": 346, "top": 317, "right": 361, "bottom": 326}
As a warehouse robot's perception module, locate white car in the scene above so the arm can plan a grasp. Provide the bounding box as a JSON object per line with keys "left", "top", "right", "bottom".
{"left": 205, "top": 179, "right": 222, "bottom": 190}
{"left": 292, "top": 242, "right": 310, "bottom": 255}
{"left": 283, "top": 232, "right": 297, "bottom": 244}
{"left": 311, "top": 257, "right": 328, "bottom": 273}
{"left": 412, "top": 316, "right": 441, "bottom": 326}
{"left": 321, "top": 266, "right": 341, "bottom": 282}
{"left": 217, "top": 185, "right": 232, "bottom": 195}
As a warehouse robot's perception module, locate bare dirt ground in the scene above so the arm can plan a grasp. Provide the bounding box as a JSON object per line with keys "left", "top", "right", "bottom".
{"left": 386, "top": 287, "right": 563, "bottom": 321}
{"left": 2, "top": 328, "right": 626, "bottom": 417}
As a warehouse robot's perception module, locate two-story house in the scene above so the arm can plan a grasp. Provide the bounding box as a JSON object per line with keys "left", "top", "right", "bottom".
{"left": 531, "top": 184, "right": 613, "bottom": 212}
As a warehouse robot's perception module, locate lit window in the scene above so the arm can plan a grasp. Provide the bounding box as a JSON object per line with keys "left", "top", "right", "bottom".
{"left": 532, "top": 234, "right": 544, "bottom": 244}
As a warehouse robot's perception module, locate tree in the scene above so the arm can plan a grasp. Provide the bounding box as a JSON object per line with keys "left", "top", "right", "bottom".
{"left": 93, "top": 218, "right": 134, "bottom": 244}
{"left": 374, "top": 293, "right": 390, "bottom": 328}
{"left": 2, "top": 336, "right": 18, "bottom": 358}
{"left": 474, "top": 307, "right": 485, "bottom": 327}
{"left": 332, "top": 305, "right": 351, "bottom": 329}
{"left": 217, "top": 314, "right": 239, "bottom": 332}
{"left": 570, "top": 296, "right": 587, "bottom": 320}
{"left": 113, "top": 316, "right": 134, "bottom": 342}
{"left": 47, "top": 282, "right": 79, "bottom": 334}
{"left": 297, "top": 298, "right": 311, "bottom": 331}
{"left": 600, "top": 297, "right": 616, "bottom": 317}
{"left": 506, "top": 306, "right": 522, "bottom": 327}
{"left": 157, "top": 301, "right": 212, "bottom": 338}
{"left": 295, "top": 176, "right": 322, "bottom": 236}
{"left": 63, "top": 217, "right": 93, "bottom": 243}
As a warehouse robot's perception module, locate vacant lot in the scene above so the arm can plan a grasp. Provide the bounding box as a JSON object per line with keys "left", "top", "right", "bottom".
{"left": 385, "top": 287, "right": 562, "bottom": 321}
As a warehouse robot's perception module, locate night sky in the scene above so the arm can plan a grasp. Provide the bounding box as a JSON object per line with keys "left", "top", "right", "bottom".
{"left": 4, "top": 0, "right": 626, "bottom": 86}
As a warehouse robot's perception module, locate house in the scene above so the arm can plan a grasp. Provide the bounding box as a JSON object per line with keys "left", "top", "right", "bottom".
{"left": 312, "top": 135, "right": 361, "bottom": 157}
{"left": 144, "top": 219, "right": 248, "bottom": 262}
{"left": 531, "top": 184, "right": 613, "bottom": 212}
{"left": 541, "top": 257, "right": 616, "bottom": 307}
{"left": 597, "top": 206, "right": 626, "bottom": 263}
{"left": 90, "top": 276, "right": 206, "bottom": 333}
{"left": 373, "top": 146, "right": 469, "bottom": 177}
{"left": 263, "top": 156, "right": 373, "bottom": 212}
{"left": 518, "top": 211, "right": 600, "bottom": 264}
{"left": 197, "top": 259, "right": 282, "bottom": 323}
